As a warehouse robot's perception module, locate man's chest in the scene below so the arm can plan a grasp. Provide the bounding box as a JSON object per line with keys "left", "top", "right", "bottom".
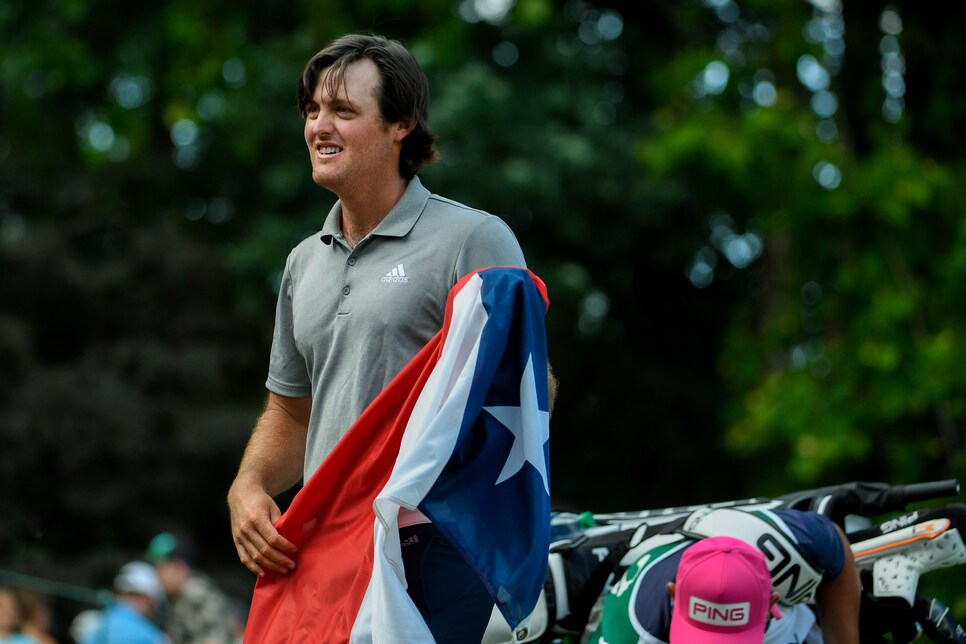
{"left": 289, "top": 242, "right": 456, "bottom": 353}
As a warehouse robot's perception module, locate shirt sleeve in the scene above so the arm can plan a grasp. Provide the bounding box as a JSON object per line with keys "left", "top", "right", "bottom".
{"left": 454, "top": 214, "right": 527, "bottom": 280}
{"left": 775, "top": 510, "right": 847, "bottom": 581}
{"left": 265, "top": 252, "right": 313, "bottom": 397}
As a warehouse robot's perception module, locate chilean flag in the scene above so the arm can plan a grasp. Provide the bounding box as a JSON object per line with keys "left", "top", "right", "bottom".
{"left": 244, "top": 267, "right": 552, "bottom": 643}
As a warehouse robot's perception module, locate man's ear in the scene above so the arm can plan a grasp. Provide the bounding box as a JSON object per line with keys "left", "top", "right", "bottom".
{"left": 393, "top": 116, "right": 416, "bottom": 142}
{"left": 666, "top": 581, "right": 676, "bottom": 599}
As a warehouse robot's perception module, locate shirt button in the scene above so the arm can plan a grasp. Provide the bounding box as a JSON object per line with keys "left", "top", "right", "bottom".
{"left": 347, "top": 258, "right": 356, "bottom": 266}
{"left": 342, "top": 286, "right": 350, "bottom": 295}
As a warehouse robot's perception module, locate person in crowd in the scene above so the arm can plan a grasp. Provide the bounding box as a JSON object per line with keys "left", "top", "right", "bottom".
{"left": 587, "top": 507, "right": 860, "bottom": 643}
{"left": 146, "top": 532, "right": 234, "bottom": 644}
{"left": 228, "top": 599, "right": 247, "bottom": 644}
{"left": 0, "top": 585, "right": 35, "bottom": 644}
{"left": 226, "top": 32, "right": 554, "bottom": 643}
{"left": 12, "top": 590, "right": 55, "bottom": 644}
{"left": 82, "top": 561, "right": 166, "bottom": 644}
{"left": 68, "top": 610, "right": 103, "bottom": 644}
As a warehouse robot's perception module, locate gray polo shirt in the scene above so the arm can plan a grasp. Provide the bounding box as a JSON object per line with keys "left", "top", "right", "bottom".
{"left": 266, "top": 177, "right": 527, "bottom": 480}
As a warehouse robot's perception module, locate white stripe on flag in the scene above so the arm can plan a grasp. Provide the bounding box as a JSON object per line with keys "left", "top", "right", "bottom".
{"left": 353, "top": 274, "right": 490, "bottom": 644}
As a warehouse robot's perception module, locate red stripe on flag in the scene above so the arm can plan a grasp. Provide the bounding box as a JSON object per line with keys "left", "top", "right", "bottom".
{"left": 244, "top": 333, "right": 442, "bottom": 644}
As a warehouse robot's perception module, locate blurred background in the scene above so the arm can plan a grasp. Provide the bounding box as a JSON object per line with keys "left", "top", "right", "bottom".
{"left": 2, "top": 0, "right": 965, "bottom": 639}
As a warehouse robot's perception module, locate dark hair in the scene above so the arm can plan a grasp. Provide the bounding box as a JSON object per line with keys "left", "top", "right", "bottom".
{"left": 296, "top": 33, "right": 438, "bottom": 180}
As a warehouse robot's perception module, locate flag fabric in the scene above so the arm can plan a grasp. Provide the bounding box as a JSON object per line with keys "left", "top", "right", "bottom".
{"left": 244, "top": 266, "right": 552, "bottom": 644}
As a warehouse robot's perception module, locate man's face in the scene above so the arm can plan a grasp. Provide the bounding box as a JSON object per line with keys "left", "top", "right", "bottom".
{"left": 156, "top": 559, "right": 190, "bottom": 595}
{"left": 303, "top": 58, "right": 405, "bottom": 194}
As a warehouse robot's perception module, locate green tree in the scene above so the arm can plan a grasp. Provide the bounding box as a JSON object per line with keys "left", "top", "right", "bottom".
{"left": 629, "top": 0, "right": 966, "bottom": 492}
{"left": 3, "top": 0, "right": 965, "bottom": 624}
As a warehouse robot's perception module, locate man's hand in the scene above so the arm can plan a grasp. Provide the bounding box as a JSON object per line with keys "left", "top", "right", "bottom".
{"left": 228, "top": 476, "right": 298, "bottom": 576}
{"left": 227, "top": 392, "right": 309, "bottom": 576}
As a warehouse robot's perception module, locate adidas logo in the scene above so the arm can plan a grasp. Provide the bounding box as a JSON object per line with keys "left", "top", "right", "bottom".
{"left": 381, "top": 263, "right": 410, "bottom": 284}
{"left": 400, "top": 534, "right": 420, "bottom": 547}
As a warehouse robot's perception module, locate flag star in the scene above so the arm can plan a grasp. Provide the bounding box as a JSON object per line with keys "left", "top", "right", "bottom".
{"left": 484, "top": 355, "right": 550, "bottom": 496}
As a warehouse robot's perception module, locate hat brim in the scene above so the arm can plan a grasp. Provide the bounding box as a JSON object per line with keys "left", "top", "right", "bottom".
{"left": 669, "top": 611, "right": 769, "bottom": 644}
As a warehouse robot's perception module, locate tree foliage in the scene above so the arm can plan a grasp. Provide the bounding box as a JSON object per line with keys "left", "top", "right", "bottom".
{"left": 2, "top": 0, "right": 965, "bottom": 621}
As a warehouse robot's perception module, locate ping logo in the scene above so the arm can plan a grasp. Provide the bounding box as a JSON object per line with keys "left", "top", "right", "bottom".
{"left": 381, "top": 263, "right": 409, "bottom": 283}
{"left": 688, "top": 597, "right": 750, "bottom": 627}
{"left": 881, "top": 512, "right": 919, "bottom": 533}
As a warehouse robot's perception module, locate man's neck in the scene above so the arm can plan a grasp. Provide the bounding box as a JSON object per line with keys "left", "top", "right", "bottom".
{"left": 338, "top": 174, "right": 409, "bottom": 247}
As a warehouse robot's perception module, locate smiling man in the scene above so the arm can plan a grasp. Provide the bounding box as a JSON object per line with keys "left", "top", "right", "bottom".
{"left": 226, "top": 34, "right": 551, "bottom": 643}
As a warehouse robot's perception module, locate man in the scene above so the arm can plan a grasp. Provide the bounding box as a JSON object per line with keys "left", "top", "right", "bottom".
{"left": 227, "top": 33, "right": 553, "bottom": 643}
{"left": 587, "top": 508, "right": 860, "bottom": 643}
{"left": 668, "top": 537, "right": 780, "bottom": 643}
{"left": 83, "top": 561, "right": 166, "bottom": 644}
{"left": 146, "top": 532, "right": 235, "bottom": 644}
{"left": 0, "top": 585, "right": 34, "bottom": 644}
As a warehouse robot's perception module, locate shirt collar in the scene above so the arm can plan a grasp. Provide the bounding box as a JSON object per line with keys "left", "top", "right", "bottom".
{"left": 319, "top": 176, "right": 431, "bottom": 245}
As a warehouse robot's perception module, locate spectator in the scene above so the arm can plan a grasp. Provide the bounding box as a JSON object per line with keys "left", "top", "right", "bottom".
{"left": 229, "top": 599, "right": 247, "bottom": 644}
{"left": 12, "top": 590, "right": 55, "bottom": 644}
{"left": 0, "top": 585, "right": 35, "bottom": 644}
{"left": 146, "top": 532, "right": 234, "bottom": 644}
{"left": 68, "top": 610, "right": 103, "bottom": 644}
{"left": 83, "top": 561, "right": 166, "bottom": 644}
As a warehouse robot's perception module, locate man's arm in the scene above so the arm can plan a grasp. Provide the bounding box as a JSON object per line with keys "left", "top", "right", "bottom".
{"left": 227, "top": 392, "right": 309, "bottom": 576}
{"left": 814, "top": 525, "right": 861, "bottom": 644}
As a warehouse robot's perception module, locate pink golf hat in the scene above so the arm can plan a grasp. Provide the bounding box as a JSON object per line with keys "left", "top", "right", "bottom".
{"left": 669, "top": 536, "right": 781, "bottom": 643}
